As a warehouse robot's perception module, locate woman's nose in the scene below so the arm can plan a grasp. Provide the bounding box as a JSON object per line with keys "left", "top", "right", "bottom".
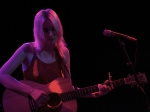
{"left": 48, "top": 31, "right": 53, "bottom": 37}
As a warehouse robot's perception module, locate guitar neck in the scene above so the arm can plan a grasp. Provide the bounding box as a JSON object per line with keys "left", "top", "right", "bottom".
{"left": 60, "top": 78, "right": 127, "bottom": 102}
{"left": 60, "top": 85, "right": 99, "bottom": 101}
{"left": 112, "top": 78, "right": 126, "bottom": 88}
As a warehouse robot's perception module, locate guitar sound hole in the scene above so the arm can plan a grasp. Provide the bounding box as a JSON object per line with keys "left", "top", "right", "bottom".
{"left": 47, "top": 92, "right": 62, "bottom": 107}
{"left": 38, "top": 93, "right": 62, "bottom": 112}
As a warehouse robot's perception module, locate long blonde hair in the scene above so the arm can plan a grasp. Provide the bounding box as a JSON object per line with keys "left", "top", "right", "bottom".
{"left": 33, "top": 8, "right": 67, "bottom": 58}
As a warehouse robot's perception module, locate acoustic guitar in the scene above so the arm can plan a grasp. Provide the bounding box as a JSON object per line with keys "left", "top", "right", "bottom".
{"left": 3, "top": 73, "right": 148, "bottom": 112}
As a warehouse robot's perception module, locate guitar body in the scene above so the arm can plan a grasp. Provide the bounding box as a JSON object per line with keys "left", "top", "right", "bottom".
{"left": 3, "top": 78, "right": 77, "bottom": 112}
{"left": 3, "top": 73, "right": 147, "bottom": 112}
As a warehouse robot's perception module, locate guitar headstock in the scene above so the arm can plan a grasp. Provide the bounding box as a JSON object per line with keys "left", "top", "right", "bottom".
{"left": 125, "top": 73, "right": 148, "bottom": 86}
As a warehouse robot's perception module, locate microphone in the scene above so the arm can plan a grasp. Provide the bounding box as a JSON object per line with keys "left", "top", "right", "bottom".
{"left": 103, "top": 29, "right": 137, "bottom": 41}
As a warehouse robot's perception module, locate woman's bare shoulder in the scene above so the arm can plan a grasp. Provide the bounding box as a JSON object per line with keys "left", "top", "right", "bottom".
{"left": 21, "top": 42, "right": 35, "bottom": 54}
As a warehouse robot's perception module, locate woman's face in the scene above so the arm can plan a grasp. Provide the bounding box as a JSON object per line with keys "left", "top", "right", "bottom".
{"left": 42, "top": 18, "right": 57, "bottom": 45}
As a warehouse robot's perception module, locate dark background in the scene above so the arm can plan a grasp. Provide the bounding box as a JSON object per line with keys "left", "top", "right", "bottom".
{"left": 0, "top": 0, "right": 150, "bottom": 112}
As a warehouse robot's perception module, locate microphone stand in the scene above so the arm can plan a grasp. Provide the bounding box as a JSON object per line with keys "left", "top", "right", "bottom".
{"left": 118, "top": 39, "right": 150, "bottom": 112}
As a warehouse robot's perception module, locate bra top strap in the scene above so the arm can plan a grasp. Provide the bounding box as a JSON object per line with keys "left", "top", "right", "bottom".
{"left": 55, "top": 47, "right": 78, "bottom": 90}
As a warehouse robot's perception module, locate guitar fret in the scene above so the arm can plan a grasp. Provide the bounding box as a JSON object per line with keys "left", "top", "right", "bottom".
{"left": 78, "top": 89, "right": 82, "bottom": 96}
{"left": 71, "top": 91, "right": 76, "bottom": 99}
{"left": 85, "top": 86, "right": 92, "bottom": 95}
{"left": 61, "top": 85, "right": 99, "bottom": 101}
{"left": 70, "top": 91, "right": 74, "bottom": 99}
{"left": 113, "top": 80, "right": 120, "bottom": 87}
{"left": 88, "top": 86, "right": 92, "bottom": 94}
{"left": 120, "top": 79, "right": 125, "bottom": 85}
{"left": 69, "top": 91, "right": 74, "bottom": 99}
{"left": 85, "top": 87, "right": 89, "bottom": 95}
{"left": 76, "top": 90, "right": 80, "bottom": 97}
{"left": 61, "top": 92, "right": 67, "bottom": 101}
{"left": 60, "top": 93, "right": 64, "bottom": 101}
{"left": 65, "top": 92, "right": 69, "bottom": 100}
{"left": 113, "top": 79, "right": 125, "bottom": 87}
{"left": 64, "top": 92, "right": 68, "bottom": 101}
{"left": 66, "top": 92, "right": 70, "bottom": 101}
{"left": 79, "top": 89, "right": 83, "bottom": 96}
{"left": 68, "top": 91, "right": 72, "bottom": 100}
{"left": 82, "top": 87, "right": 86, "bottom": 95}
{"left": 94, "top": 85, "right": 98, "bottom": 91}
{"left": 66, "top": 91, "right": 74, "bottom": 101}
{"left": 75, "top": 90, "right": 79, "bottom": 98}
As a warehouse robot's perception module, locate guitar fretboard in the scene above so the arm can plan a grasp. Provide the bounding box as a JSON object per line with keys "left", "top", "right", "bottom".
{"left": 60, "top": 78, "right": 126, "bottom": 102}
{"left": 112, "top": 78, "right": 126, "bottom": 87}
{"left": 60, "top": 85, "right": 99, "bottom": 101}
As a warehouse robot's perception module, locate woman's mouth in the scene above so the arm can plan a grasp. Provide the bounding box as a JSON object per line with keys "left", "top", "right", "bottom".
{"left": 47, "top": 38, "right": 55, "bottom": 42}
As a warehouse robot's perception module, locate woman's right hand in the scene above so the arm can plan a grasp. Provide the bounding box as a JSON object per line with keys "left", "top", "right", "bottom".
{"left": 29, "top": 89, "right": 50, "bottom": 105}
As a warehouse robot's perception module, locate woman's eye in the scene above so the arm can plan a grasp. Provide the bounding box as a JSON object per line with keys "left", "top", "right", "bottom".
{"left": 43, "top": 28, "right": 48, "bottom": 33}
{"left": 51, "top": 28, "right": 55, "bottom": 32}
{"left": 43, "top": 28, "right": 55, "bottom": 33}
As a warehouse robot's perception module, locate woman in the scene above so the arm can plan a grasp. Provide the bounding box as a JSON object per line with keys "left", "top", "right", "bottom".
{"left": 0, "top": 8, "right": 111, "bottom": 112}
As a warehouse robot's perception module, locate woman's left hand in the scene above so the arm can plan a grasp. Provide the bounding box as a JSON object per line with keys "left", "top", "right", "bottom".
{"left": 92, "top": 80, "right": 112, "bottom": 98}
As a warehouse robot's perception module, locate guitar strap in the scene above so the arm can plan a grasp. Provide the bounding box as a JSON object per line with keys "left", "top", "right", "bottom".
{"left": 55, "top": 47, "right": 78, "bottom": 90}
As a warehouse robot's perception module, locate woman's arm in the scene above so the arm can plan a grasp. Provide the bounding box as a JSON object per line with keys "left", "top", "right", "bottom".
{"left": 0, "top": 43, "right": 49, "bottom": 104}
{"left": 0, "top": 43, "right": 33, "bottom": 94}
